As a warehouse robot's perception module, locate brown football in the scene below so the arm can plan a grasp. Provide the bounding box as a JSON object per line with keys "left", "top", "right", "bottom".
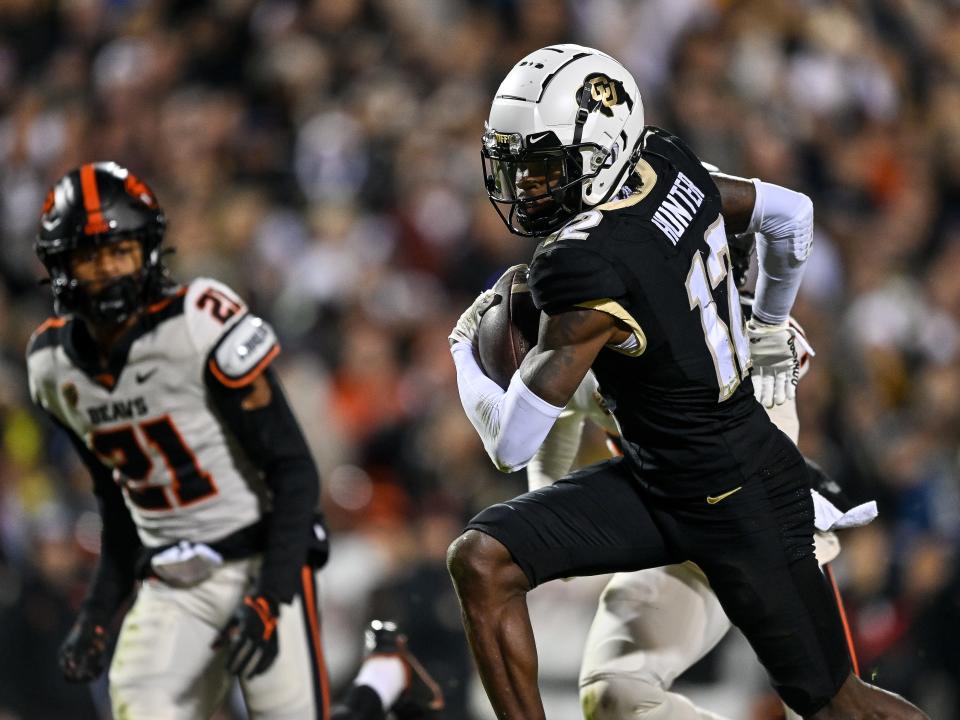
{"left": 477, "top": 264, "right": 541, "bottom": 389}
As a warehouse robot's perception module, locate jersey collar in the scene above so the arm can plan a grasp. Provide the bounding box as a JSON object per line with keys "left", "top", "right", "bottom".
{"left": 62, "top": 287, "right": 186, "bottom": 391}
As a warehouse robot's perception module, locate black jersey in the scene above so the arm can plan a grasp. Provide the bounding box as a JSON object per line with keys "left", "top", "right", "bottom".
{"left": 528, "top": 127, "right": 779, "bottom": 495}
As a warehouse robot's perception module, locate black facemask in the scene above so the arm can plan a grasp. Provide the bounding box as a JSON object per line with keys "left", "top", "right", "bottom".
{"left": 74, "top": 272, "right": 146, "bottom": 326}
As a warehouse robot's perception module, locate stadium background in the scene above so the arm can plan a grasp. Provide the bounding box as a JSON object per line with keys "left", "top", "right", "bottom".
{"left": 0, "top": 0, "right": 957, "bottom": 717}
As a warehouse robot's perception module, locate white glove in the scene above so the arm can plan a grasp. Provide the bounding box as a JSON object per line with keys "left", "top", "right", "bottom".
{"left": 448, "top": 289, "right": 500, "bottom": 347}
{"left": 747, "top": 318, "right": 814, "bottom": 407}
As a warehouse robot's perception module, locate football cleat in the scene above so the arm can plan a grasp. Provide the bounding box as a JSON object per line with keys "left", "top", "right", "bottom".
{"left": 364, "top": 620, "right": 444, "bottom": 719}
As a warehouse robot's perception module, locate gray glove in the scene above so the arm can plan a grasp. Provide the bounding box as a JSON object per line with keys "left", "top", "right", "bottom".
{"left": 448, "top": 289, "right": 500, "bottom": 347}
{"left": 747, "top": 318, "right": 813, "bottom": 407}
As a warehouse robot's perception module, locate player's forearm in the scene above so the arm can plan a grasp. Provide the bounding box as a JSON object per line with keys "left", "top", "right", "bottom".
{"left": 258, "top": 454, "right": 319, "bottom": 604}
{"left": 54, "top": 414, "right": 141, "bottom": 621}
{"left": 208, "top": 368, "right": 320, "bottom": 604}
{"left": 745, "top": 180, "right": 813, "bottom": 324}
{"left": 451, "top": 341, "right": 564, "bottom": 472}
{"left": 84, "top": 490, "right": 141, "bottom": 622}
{"left": 238, "top": 400, "right": 318, "bottom": 604}
{"left": 83, "top": 546, "right": 138, "bottom": 622}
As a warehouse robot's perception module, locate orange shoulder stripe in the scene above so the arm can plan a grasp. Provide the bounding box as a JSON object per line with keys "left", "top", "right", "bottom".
{"left": 31, "top": 316, "right": 68, "bottom": 340}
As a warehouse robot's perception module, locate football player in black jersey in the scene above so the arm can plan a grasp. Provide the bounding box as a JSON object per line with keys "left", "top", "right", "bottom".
{"left": 447, "top": 45, "right": 926, "bottom": 720}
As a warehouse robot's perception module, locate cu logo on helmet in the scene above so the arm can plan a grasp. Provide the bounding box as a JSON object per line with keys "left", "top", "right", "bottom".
{"left": 580, "top": 74, "right": 633, "bottom": 117}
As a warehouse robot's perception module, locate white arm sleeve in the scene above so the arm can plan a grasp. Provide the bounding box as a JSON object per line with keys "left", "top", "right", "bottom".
{"left": 746, "top": 179, "right": 814, "bottom": 324}
{"left": 451, "top": 341, "right": 564, "bottom": 473}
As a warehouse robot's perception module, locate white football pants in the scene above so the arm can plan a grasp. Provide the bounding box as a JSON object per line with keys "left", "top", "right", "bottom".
{"left": 109, "top": 558, "right": 330, "bottom": 720}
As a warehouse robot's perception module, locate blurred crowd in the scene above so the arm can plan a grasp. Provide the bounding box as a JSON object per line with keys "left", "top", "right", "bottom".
{"left": 0, "top": 0, "right": 957, "bottom": 718}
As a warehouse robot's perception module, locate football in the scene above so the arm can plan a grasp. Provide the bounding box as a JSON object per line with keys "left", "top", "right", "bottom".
{"left": 477, "top": 264, "right": 541, "bottom": 389}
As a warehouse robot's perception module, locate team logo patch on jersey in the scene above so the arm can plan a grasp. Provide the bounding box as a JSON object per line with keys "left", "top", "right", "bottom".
{"left": 580, "top": 74, "right": 634, "bottom": 117}
{"left": 62, "top": 382, "right": 78, "bottom": 410}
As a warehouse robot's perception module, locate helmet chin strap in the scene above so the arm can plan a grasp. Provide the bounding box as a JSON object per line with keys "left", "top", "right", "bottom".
{"left": 571, "top": 80, "right": 594, "bottom": 146}
{"left": 572, "top": 81, "right": 618, "bottom": 204}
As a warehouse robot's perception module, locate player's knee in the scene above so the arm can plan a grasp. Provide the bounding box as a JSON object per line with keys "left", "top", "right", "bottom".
{"left": 447, "top": 529, "right": 526, "bottom": 598}
{"left": 597, "top": 575, "right": 639, "bottom": 608}
{"left": 110, "top": 681, "right": 178, "bottom": 720}
{"left": 580, "top": 676, "right": 666, "bottom": 720}
{"left": 812, "top": 675, "right": 929, "bottom": 720}
{"left": 110, "top": 661, "right": 198, "bottom": 720}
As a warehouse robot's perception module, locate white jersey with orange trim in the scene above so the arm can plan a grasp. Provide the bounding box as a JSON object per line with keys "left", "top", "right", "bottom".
{"left": 26, "top": 277, "right": 279, "bottom": 547}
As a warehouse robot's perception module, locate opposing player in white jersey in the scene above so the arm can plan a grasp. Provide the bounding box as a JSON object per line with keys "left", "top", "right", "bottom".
{"left": 27, "top": 162, "right": 442, "bottom": 720}
{"left": 522, "top": 235, "right": 874, "bottom": 720}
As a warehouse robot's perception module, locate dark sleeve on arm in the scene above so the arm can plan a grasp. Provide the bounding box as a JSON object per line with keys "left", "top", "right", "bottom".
{"left": 205, "top": 366, "right": 320, "bottom": 604}
{"left": 529, "top": 244, "right": 628, "bottom": 316}
{"left": 49, "top": 414, "right": 141, "bottom": 623}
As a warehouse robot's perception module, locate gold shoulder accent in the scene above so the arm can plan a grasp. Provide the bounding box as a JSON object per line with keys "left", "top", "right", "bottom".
{"left": 597, "top": 159, "right": 658, "bottom": 211}
{"left": 575, "top": 299, "right": 646, "bottom": 356}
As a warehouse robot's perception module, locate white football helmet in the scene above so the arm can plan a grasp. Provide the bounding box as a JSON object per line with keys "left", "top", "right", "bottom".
{"left": 482, "top": 44, "right": 645, "bottom": 236}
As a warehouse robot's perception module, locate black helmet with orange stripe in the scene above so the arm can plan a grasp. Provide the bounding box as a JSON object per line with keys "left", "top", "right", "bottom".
{"left": 36, "top": 161, "right": 168, "bottom": 325}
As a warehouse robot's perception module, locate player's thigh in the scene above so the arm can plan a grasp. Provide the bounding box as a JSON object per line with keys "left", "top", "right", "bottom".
{"left": 110, "top": 580, "right": 229, "bottom": 720}
{"left": 579, "top": 563, "right": 731, "bottom": 690}
{"left": 664, "top": 451, "right": 850, "bottom": 716}
{"left": 467, "top": 457, "right": 679, "bottom": 588}
{"left": 242, "top": 567, "right": 330, "bottom": 720}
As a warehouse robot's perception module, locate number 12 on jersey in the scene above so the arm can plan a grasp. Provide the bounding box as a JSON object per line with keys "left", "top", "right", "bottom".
{"left": 685, "top": 221, "right": 751, "bottom": 401}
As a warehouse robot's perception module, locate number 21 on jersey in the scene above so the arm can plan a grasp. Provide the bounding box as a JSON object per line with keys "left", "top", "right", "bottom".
{"left": 685, "top": 219, "right": 751, "bottom": 401}
{"left": 91, "top": 416, "right": 217, "bottom": 511}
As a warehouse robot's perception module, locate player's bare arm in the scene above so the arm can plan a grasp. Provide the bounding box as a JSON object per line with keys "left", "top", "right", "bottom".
{"left": 710, "top": 172, "right": 756, "bottom": 234}
{"left": 519, "top": 308, "right": 621, "bottom": 407}
{"left": 450, "top": 292, "right": 620, "bottom": 474}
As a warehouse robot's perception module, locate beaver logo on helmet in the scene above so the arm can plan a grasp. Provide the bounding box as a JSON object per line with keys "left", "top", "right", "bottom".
{"left": 124, "top": 172, "right": 158, "bottom": 209}
{"left": 61, "top": 382, "right": 79, "bottom": 410}
{"left": 41, "top": 188, "right": 56, "bottom": 216}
